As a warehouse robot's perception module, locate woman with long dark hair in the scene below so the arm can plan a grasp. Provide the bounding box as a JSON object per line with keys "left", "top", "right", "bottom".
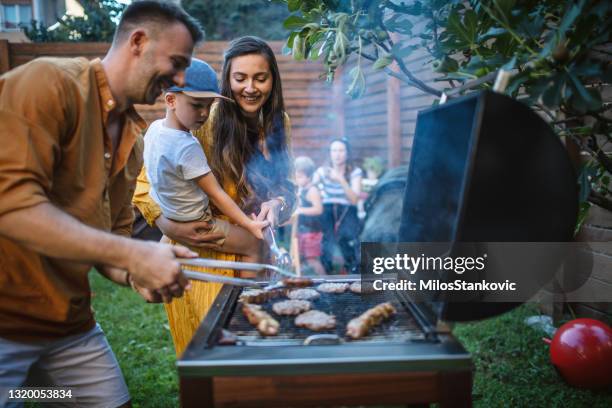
{"left": 313, "top": 138, "right": 362, "bottom": 274}
{"left": 133, "top": 36, "right": 295, "bottom": 354}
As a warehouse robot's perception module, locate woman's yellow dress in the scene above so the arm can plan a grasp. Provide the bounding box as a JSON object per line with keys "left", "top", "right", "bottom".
{"left": 132, "top": 104, "right": 292, "bottom": 355}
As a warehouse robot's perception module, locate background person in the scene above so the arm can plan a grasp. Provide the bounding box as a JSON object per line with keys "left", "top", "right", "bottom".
{"left": 0, "top": 1, "right": 203, "bottom": 406}
{"left": 313, "top": 138, "right": 363, "bottom": 274}
{"left": 294, "top": 156, "right": 325, "bottom": 275}
{"left": 133, "top": 36, "right": 296, "bottom": 355}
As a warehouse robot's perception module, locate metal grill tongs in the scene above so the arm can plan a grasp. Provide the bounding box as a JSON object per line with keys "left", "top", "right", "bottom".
{"left": 177, "top": 257, "right": 298, "bottom": 289}
{"left": 262, "top": 226, "right": 293, "bottom": 271}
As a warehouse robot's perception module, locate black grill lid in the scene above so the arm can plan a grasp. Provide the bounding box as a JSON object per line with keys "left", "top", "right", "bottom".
{"left": 398, "top": 90, "right": 578, "bottom": 322}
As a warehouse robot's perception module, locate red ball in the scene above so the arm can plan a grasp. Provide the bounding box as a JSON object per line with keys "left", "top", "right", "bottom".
{"left": 548, "top": 318, "right": 612, "bottom": 389}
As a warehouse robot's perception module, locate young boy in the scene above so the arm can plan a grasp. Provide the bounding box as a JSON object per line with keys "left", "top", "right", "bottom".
{"left": 144, "top": 58, "right": 266, "bottom": 262}
{"left": 294, "top": 156, "right": 325, "bottom": 275}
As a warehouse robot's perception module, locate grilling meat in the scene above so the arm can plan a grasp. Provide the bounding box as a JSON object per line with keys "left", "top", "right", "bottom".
{"left": 217, "top": 329, "right": 238, "bottom": 345}
{"left": 295, "top": 310, "right": 336, "bottom": 331}
{"left": 239, "top": 288, "right": 283, "bottom": 304}
{"left": 272, "top": 299, "right": 312, "bottom": 316}
{"left": 287, "top": 288, "right": 320, "bottom": 300}
{"left": 316, "top": 282, "right": 349, "bottom": 293}
{"left": 282, "top": 277, "right": 313, "bottom": 287}
{"left": 346, "top": 302, "right": 397, "bottom": 339}
{"left": 349, "top": 281, "right": 375, "bottom": 294}
{"left": 241, "top": 303, "right": 280, "bottom": 336}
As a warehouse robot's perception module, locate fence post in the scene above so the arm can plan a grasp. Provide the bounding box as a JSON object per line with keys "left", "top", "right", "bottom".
{"left": 0, "top": 40, "right": 10, "bottom": 75}
{"left": 386, "top": 63, "right": 402, "bottom": 167}
{"left": 332, "top": 66, "right": 345, "bottom": 138}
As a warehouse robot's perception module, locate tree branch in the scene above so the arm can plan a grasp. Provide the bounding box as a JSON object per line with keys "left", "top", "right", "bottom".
{"left": 589, "top": 134, "right": 612, "bottom": 175}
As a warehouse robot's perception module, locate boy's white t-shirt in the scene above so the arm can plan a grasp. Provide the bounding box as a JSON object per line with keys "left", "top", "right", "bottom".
{"left": 143, "top": 119, "right": 211, "bottom": 221}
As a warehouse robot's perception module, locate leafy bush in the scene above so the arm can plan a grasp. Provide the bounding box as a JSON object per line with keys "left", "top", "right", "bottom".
{"left": 25, "top": 0, "right": 124, "bottom": 42}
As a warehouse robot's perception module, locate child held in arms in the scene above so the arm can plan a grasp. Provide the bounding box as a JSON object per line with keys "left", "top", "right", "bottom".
{"left": 294, "top": 156, "right": 325, "bottom": 275}
{"left": 144, "top": 58, "right": 267, "bottom": 262}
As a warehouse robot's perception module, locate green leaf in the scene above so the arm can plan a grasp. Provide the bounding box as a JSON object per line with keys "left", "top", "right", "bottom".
{"left": 558, "top": 0, "right": 585, "bottom": 35}
{"left": 505, "top": 72, "right": 529, "bottom": 95}
{"left": 284, "top": 31, "right": 298, "bottom": 53}
{"left": 541, "top": 73, "right": 565, "bottom": 109}
{"left": 346, "top": 66, "right": 366, "bottom": 99}
{"left": 478, "top": 27, "right": 507, "bottom": 42}
{"left": 373, "top": 55, "right": 393, "bottom": 70}
{"left": 384, "top": 13, "right": 414, "bottom": 35}
{"left": 292, "top": 34, "right": 306, "bottom": 61}
{"left": 446, "top": 10, "right": 478, "bottom": 49}
{"left": 568, "top": 72, "right": 602, "bottom": 112}
{"left": 501, "top": 55, "right": 517, "bottom": 71}
{"left": 288, "top": 0, "right": 301, "bottom": 13}
{"left": 573, "top": 62, "right": 603, "bottom": 78}
{"left": 283, "top": 15, "right": 309, "bottom": 30}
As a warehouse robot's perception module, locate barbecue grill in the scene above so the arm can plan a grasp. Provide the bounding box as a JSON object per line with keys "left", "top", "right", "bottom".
{"left": 178, "top": 275, "right": 473, "bottom": 407}
{"left": 178, "top": 89, "right": 578, "bottom": 407}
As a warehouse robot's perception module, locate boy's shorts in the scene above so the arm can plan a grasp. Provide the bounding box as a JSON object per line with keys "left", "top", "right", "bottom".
{"left": 165, "top": 207, "right": 228, "bottom": 247}
{"left": 197, "top": 209, "right": 231, "bottom": 246}
{"left": 165, "top": 208, "right": 231, "bottom": 246}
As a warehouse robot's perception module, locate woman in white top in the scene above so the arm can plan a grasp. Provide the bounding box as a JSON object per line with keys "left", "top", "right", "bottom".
{"left": 313, "top": 138, "right": 363, "bottom": 273}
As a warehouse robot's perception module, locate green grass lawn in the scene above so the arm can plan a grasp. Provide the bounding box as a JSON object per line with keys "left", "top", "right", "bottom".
{"left": 90, "top": 272, "right": 612, "bottom": 408}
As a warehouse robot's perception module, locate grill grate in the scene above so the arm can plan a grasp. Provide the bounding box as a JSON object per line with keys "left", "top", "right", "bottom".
{"left": 222, "top": 283, "right": 426, "bottom": 346}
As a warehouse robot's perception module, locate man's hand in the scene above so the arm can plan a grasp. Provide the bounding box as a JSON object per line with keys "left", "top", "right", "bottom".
{"left": 125, "top": 240, "right": 196, "bottom": 296}
{"left": 128, "top": 275, "right": 163, "bottom": 303}
{"left": 257, "top": 199, "right": 282, "bottom": 228}
{"left": 157, "top": 215, "right": 224, "bottom": 249}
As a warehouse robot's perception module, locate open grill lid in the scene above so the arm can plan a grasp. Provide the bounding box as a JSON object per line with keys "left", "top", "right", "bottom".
{"left": 398, "top": 90, "right": 578, "bottom": 322}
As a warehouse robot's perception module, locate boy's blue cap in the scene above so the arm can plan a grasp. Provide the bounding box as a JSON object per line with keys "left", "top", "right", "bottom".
{"left": 167, "top": 58, "right": 232, "bottom": 101}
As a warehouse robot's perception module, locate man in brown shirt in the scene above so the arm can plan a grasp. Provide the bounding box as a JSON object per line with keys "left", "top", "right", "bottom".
{"left": 0, "top": 2, "right": 206, "bottom": 406}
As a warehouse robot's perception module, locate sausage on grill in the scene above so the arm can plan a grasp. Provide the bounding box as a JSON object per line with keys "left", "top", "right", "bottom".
{"left": 346, "top": 302, "right": 396, "bottom": 339}
{"left": 282, "top": 277, "right": 313, "bottom": 287}
{"left": 241, "top": 303, "right": 280, "bottom": 336}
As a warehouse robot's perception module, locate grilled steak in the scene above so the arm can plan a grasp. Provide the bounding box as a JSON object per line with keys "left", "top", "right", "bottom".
{"left": 282, "top": 277, "right": 313, "bottom": 287}
{"left": 346, "top": 302, "right": 397, "bottom": 339}
{"left": 316, "top": 282, "right": 349, "bottom": 293}
{"left": 239, "top": 289, "right": 283, "bottom": 304}
{"left": 295, "top": 310, "right": 336, "bottom": 331}
{"left": 287, "top": 288, "right": 320, "bottom": 300}
{"left": 272, "top": 299, "right": 312, "bottom": 316}
{"left": 241, "top": 303, "right": 280, "bottom": 336}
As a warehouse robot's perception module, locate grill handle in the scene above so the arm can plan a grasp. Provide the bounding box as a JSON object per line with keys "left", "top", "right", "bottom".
{"left": 303, "top": 334, "right": 341, "bottom": 346}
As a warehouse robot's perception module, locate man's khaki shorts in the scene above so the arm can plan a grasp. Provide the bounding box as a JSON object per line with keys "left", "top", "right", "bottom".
{"left": 0, "top": 323, "right": 129, "bottom": 408}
